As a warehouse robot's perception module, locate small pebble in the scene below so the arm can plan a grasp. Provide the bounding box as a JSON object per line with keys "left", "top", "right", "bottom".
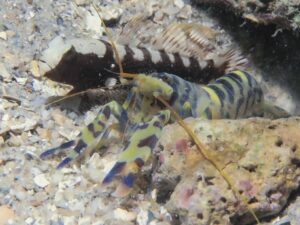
{"left": 113, "top": 208, "right": 137, "bottom": 222}
{"left": 51, "top": 110, "right": 68, "bottom": 126}
{"left": 137, "top": 209, "right": 155, "bottom": 225}
{"left": 0, "top": 63, "right": 11, "bottom": 80}
{"left": 25, "top": 217, "right": 34, "bottom": 225}
{"left": 14, "top": 77, "right": 28, "bottom": 85}
{"left": 75, "top": 0, "right": 90, "bottom": 5}
{"left": 84, "top": 7, "right": 103, "bottom": 36}
{"left": 0, "top": 31, "right": 7, "bottom": 40}
{"left": 30, "top": 60, "right": 40, "bottom": 78}
{"left": 174, "top": 0, "right": 184, "bottom": 9}
{"left": 34, "top": 174, "right": 50, "bottom": 188}
{"left": 78, "top": 216, "right": 92, "bottom": 225}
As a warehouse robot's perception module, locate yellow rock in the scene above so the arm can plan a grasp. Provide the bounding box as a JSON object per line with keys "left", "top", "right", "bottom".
{"left": 31, "top": 60, "right": 41, "bottom": 78}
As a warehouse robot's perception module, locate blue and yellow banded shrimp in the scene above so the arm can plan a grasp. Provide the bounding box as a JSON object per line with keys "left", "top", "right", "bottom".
{"left": 40, "top": 69, "right": 289, "bottom": 196}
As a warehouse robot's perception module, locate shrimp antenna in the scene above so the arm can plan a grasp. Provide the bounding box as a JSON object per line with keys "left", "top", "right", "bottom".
{"left": 45, "top": 84, "right": 124, "bottom": 107}
{"left": 92, "top": 4, "right": 136, "bottom": 79}
{"left": 92, "top": 4, "right": 122, "bottom": 74}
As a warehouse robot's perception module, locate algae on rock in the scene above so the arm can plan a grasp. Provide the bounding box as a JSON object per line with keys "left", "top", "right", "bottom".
{"left": 152, "top": 117, "right": 300, "bottom": 224}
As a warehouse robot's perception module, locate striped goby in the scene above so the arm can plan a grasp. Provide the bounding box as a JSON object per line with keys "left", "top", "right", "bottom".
{"left": 41, "top": 37, "right": 239, "bottom": 92}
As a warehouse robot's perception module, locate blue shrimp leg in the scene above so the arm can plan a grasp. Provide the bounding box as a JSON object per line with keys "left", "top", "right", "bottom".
{"left": 102, "top": 110, "right": 170, "bottom": 197}
{"left": 40, "top": 100, "right": 129, "bottom": 169}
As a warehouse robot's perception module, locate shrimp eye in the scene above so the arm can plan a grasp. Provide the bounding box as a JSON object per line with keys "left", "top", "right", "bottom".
{"left": 161, "top": 75, "right": 171, "bottom": 83}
